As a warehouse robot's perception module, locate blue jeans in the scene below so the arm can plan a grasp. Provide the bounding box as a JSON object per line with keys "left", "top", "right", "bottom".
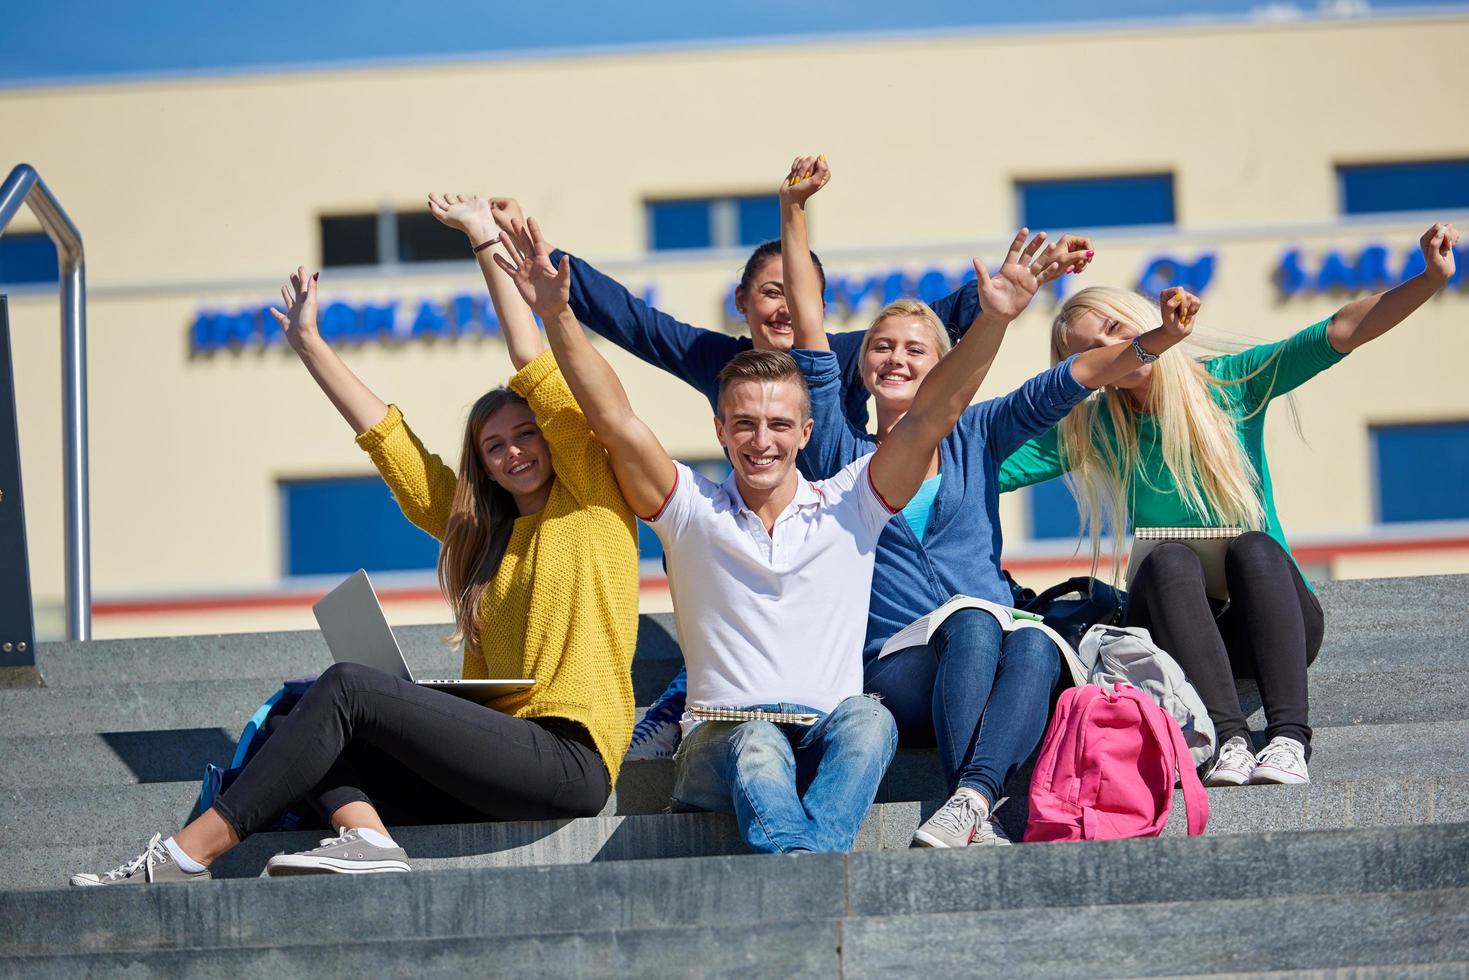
{"left": 670, "top": 695, "right": 897, "bottom": 854}
{"left": 864, "top": 609, "right": 1059, "bottom": 807}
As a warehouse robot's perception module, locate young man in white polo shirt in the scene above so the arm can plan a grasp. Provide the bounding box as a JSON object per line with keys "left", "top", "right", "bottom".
{"left": 495, "top": 215, "right": 1067, "bottom": 853}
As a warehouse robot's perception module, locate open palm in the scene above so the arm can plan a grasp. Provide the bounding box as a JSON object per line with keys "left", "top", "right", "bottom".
{"left": 493, "top": 217, "right": 570, "bottom": 319}
{"left": 974, "top": 230, "right": 1056, "bottom": 321}
{"left": 268, "top": 267, "right": 320, "bottom": 353}
{"left": 427, "top": 192, "right": 495, "bottom": 242}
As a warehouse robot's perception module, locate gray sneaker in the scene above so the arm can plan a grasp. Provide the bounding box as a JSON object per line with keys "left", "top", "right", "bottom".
{"left": 265, "top": 829, "right": 411, "bottom": 876}
{"left": 69, "top": 833, "right": 211, "bottom": 886}
{"left": 913, "top": 791, "right": 1013, "bottom": 849}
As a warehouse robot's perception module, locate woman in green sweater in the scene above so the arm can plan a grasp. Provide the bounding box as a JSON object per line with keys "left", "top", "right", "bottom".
{"left": 1001, "top": 221, "right": 1460, "bottom": 787}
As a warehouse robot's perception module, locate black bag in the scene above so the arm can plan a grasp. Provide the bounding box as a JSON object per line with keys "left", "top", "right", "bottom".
{"left": 1020, "top": 575, "right": 1126, "bottom": 650}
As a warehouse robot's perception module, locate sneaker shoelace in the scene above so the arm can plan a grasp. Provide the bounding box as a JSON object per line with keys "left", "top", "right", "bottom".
{"left": 99, "top": 833, "right": 168, "bottom": 882}
{"left": 317, "top": 828, "right": 360, "bottom": 848}
{"left": 927, "top": 793, "right": 983, "bottom": 840}
{"left": 971, "top": 813, "right": 1012, "bottom": 845}
{"left": 1214, "top": 737, "right": 1255, "bottom": 773}
{"left": 1257, "top": 738, "right": 1307, "bottom": 772}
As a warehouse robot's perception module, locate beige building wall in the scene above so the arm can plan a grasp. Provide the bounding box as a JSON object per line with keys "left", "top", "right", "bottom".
{"left": 2, "top": 13, "right": 1467, "bottom": 638}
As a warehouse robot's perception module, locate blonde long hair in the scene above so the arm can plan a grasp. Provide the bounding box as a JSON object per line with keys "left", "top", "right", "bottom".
{"left": 1049, "top": 286, "right": 1282, "bottom": 579}
{"left": 439, "top": 388, "right": 536, "bottom": 648}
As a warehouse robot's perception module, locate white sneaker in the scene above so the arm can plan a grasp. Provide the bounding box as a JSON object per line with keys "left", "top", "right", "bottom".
{"left": 1251, "top": 736, "right": 1310, "bottom": 785}
{"left": 969, "top": 812, "right": 1013, "bottom": 847}
{"left": 913, "top": 790, "right": 1010, "bottom": 848}
{"left": 1203, "top": 736, "right": 1257, "bottom": 787}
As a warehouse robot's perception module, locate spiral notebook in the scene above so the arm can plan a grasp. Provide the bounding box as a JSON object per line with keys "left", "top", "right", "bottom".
{"left": 1126, "top": 527, "right": 1243, "bottom": 600}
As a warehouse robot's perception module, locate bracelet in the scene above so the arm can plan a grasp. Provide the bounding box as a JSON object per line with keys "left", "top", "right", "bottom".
{"left": 472, "top": 239, "right": 496, "bottom": 254}
{"left": 1131, "top": 334, "right": 1159, "bottom": 365}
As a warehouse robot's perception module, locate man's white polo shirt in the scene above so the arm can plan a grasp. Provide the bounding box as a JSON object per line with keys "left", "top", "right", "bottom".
{"left": 647, "top": 454, "right": 897, "bottom": 731}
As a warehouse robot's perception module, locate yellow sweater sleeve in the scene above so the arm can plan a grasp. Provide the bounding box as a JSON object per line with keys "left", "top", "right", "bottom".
{"left": 510, "top": 349, "right": 615, "bottom": 510}
{"left": 354, "top": 404, "right": 458, "bottom": 541}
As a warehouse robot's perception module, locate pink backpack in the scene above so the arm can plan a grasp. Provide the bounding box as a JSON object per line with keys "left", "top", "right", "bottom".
{"left": 1024, "top": 683, "right": 1209, "bottom": 842}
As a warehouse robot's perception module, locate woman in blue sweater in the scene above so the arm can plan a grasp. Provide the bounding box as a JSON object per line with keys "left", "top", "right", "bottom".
{"left": 780, "top": 155, "right": 1197, "bottom": 847}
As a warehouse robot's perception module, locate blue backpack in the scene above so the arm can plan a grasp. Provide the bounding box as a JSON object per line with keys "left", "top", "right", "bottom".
{"left": 191, "top": 678, "right": 320, "bottom": 830}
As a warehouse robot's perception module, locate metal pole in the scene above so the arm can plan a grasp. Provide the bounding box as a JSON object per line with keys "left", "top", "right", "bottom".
{"left": 0, "top": 164, "right": 91, "bottom": 640}
{"left": 60, "top": 256, "right": 90, "bottom": 640}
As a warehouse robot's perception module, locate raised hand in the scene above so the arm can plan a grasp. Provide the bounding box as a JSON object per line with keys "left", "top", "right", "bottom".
{"left": 493, "top": 216, "right": 570, "bottom": 319}
{"left": 487, "top": 198, "right": 526, "bottom": 237}
{"left": 780, "top": 154, "right": 830, "bottom": 207}
{"left": 1421, "top": 222, "right": 1461, "bottom": 286}
{"left": 971, "top": 230, "right": 1069, "bottom": 322}
{"left": 1159, "top": 286, "right": 1201, "bottom": 340}
{"left": 1034, "top": 233, "right": 1096, "bottom": 284}
{"left": 268, "top": 266, "right": 321, "bottom": 354}
{"left": 427, "top": 192, "right": 496, "bottom": 246}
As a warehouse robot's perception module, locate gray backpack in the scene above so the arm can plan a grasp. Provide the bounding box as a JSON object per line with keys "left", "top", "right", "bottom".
{"left": 1079, "top": 624, "right": 1217, "bottom": 768}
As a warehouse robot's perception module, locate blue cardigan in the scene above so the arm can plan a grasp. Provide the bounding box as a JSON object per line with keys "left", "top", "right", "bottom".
{"left": 551, "top": 249, "right": 981, "bottom": 434}
{"left": 792, "top": 348, "right": 1090, "bottom": 661}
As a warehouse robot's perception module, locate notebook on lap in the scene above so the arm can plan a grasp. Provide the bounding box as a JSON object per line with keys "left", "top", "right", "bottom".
{"left": 312, "top": 569, "right": 533, "bottom": 704}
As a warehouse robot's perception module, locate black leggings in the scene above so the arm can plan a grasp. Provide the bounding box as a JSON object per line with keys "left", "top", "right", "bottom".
{"left": 1123, "top": 531, "right": 1324, "bottom": 754}
{"left": 212, "top": 662, "right": 610, "bottom": 840}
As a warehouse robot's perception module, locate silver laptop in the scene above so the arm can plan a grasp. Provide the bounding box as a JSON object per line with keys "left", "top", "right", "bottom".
{"left": 312, "top": 569, "right": 533, "bottom": 704}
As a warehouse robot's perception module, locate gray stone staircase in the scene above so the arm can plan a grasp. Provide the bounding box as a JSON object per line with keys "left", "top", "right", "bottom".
{"left": 2, "top": 574, "right": 1467, "bottom": 977}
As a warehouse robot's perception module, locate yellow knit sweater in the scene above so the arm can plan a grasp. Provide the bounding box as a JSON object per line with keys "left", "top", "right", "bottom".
{"left": 354, "top": 350, "right": 640, "bottom": 785}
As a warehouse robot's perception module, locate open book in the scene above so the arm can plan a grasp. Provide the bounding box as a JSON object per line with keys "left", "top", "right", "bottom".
{"left": 877, "top": 595, "right": 1089, "bottom": 688}
{"left": 1126, "top": 526, "right": 1243, "bottom": 600}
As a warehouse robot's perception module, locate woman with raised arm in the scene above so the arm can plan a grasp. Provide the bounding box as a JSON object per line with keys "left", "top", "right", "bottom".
{"left": 780, "top": 155, "right": 1196, "bottom": 849}
{"left": 999, "top": 221, "right": 1461, "bottom": 789}
{"left": 69, "top": 194, "right": 639, "bottom": 887}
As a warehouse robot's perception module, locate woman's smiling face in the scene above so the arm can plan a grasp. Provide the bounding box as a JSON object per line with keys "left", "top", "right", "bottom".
{"left": 477, "top": 401, "right": 553, "bottom": 502}
{"left": 737, "top": 255, "right": 794, "bottom": 351}
{"left": 862, "top": 315, "right": 943, "bottom": 410}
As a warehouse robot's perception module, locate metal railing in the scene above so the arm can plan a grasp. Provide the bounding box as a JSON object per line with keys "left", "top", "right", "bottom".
{"left": 0, "top": 164, "right": 90, "bottom": 642}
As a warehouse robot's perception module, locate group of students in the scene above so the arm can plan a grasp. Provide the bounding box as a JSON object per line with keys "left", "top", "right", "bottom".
{"left": 71, "top": 158, "right": 1460, "bottom": 884}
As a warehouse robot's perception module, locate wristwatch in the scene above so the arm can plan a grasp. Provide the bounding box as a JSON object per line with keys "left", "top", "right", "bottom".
{"left": 1131, "top": 335, "right": 1159, "bottom": 365}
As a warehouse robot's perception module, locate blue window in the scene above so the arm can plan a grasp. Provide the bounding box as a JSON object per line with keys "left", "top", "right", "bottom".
{"left": 647, "top": 195, "right": 779, "bottom": 252}
{"left": 736, "top": 195, "right": 780, "bottom": 246}
{"left": 1028, "top": 477, "right": 1084, "bottom": 541}
{"left": 1339, "top": 160, "right": 1469, "bottom": 216}
{"left": 648, "top": 199, "right": 713, "bottom": 251}
{"left": 0, "top": 232, "right": 59, "bottom": 286}
{"left": 1018, "top": 174, "right": 1175, "bottom": 230}
{"left": 281, "top": 476, "right": 439, "bottom": 577}
{"left": 1372, "top": 421, "right": 1469, "bottom": 523}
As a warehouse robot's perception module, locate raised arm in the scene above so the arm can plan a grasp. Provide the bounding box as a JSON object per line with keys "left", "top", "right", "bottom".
{"left": 1068, "top": 286, "right": 1198, "bottom": 389}
{"left": 928, "top": 234, "right": 1096, "bottom": 342}
{"left": 427, "top": 192, "right": 543, "bottom": 370}
{"left": 780, "top": 153, "right": 831, "bottom": 353}
{"left": 484, "top": 198, "right": 739, "bottom": 398}
{"left": 870, "top": 230, "right": 1087, "bottom": 509}
{"left": 494, "top": 216, "right": 678, "bottom": 519}
{"left": 1326, "top": 222, "right": 1459, "bottom": 354}
{"left": 269, "top": 267, "right": 388, "bottom": 434}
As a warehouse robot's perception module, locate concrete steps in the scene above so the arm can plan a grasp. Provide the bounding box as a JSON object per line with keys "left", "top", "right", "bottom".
{"left": 6, "top": 774, "right": 1469, "bottom": 887}
{"left": 3, "top": 661, "right": 1457, "bottom": 737}
{"left": 2, "top": 573, "right": 1467, "bottom": 975}
{"left": 4, "top": 826, "right": 1468, "bottom": 976}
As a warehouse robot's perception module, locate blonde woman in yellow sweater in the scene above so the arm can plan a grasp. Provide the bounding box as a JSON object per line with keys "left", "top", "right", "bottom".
{"left": 70, "top": 194, "right": 639, "bottom": 886}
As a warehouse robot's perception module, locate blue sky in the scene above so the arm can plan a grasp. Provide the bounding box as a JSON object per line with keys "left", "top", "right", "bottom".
{"left": 2, "top": 0, "right": 1464, "bottom": 88}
